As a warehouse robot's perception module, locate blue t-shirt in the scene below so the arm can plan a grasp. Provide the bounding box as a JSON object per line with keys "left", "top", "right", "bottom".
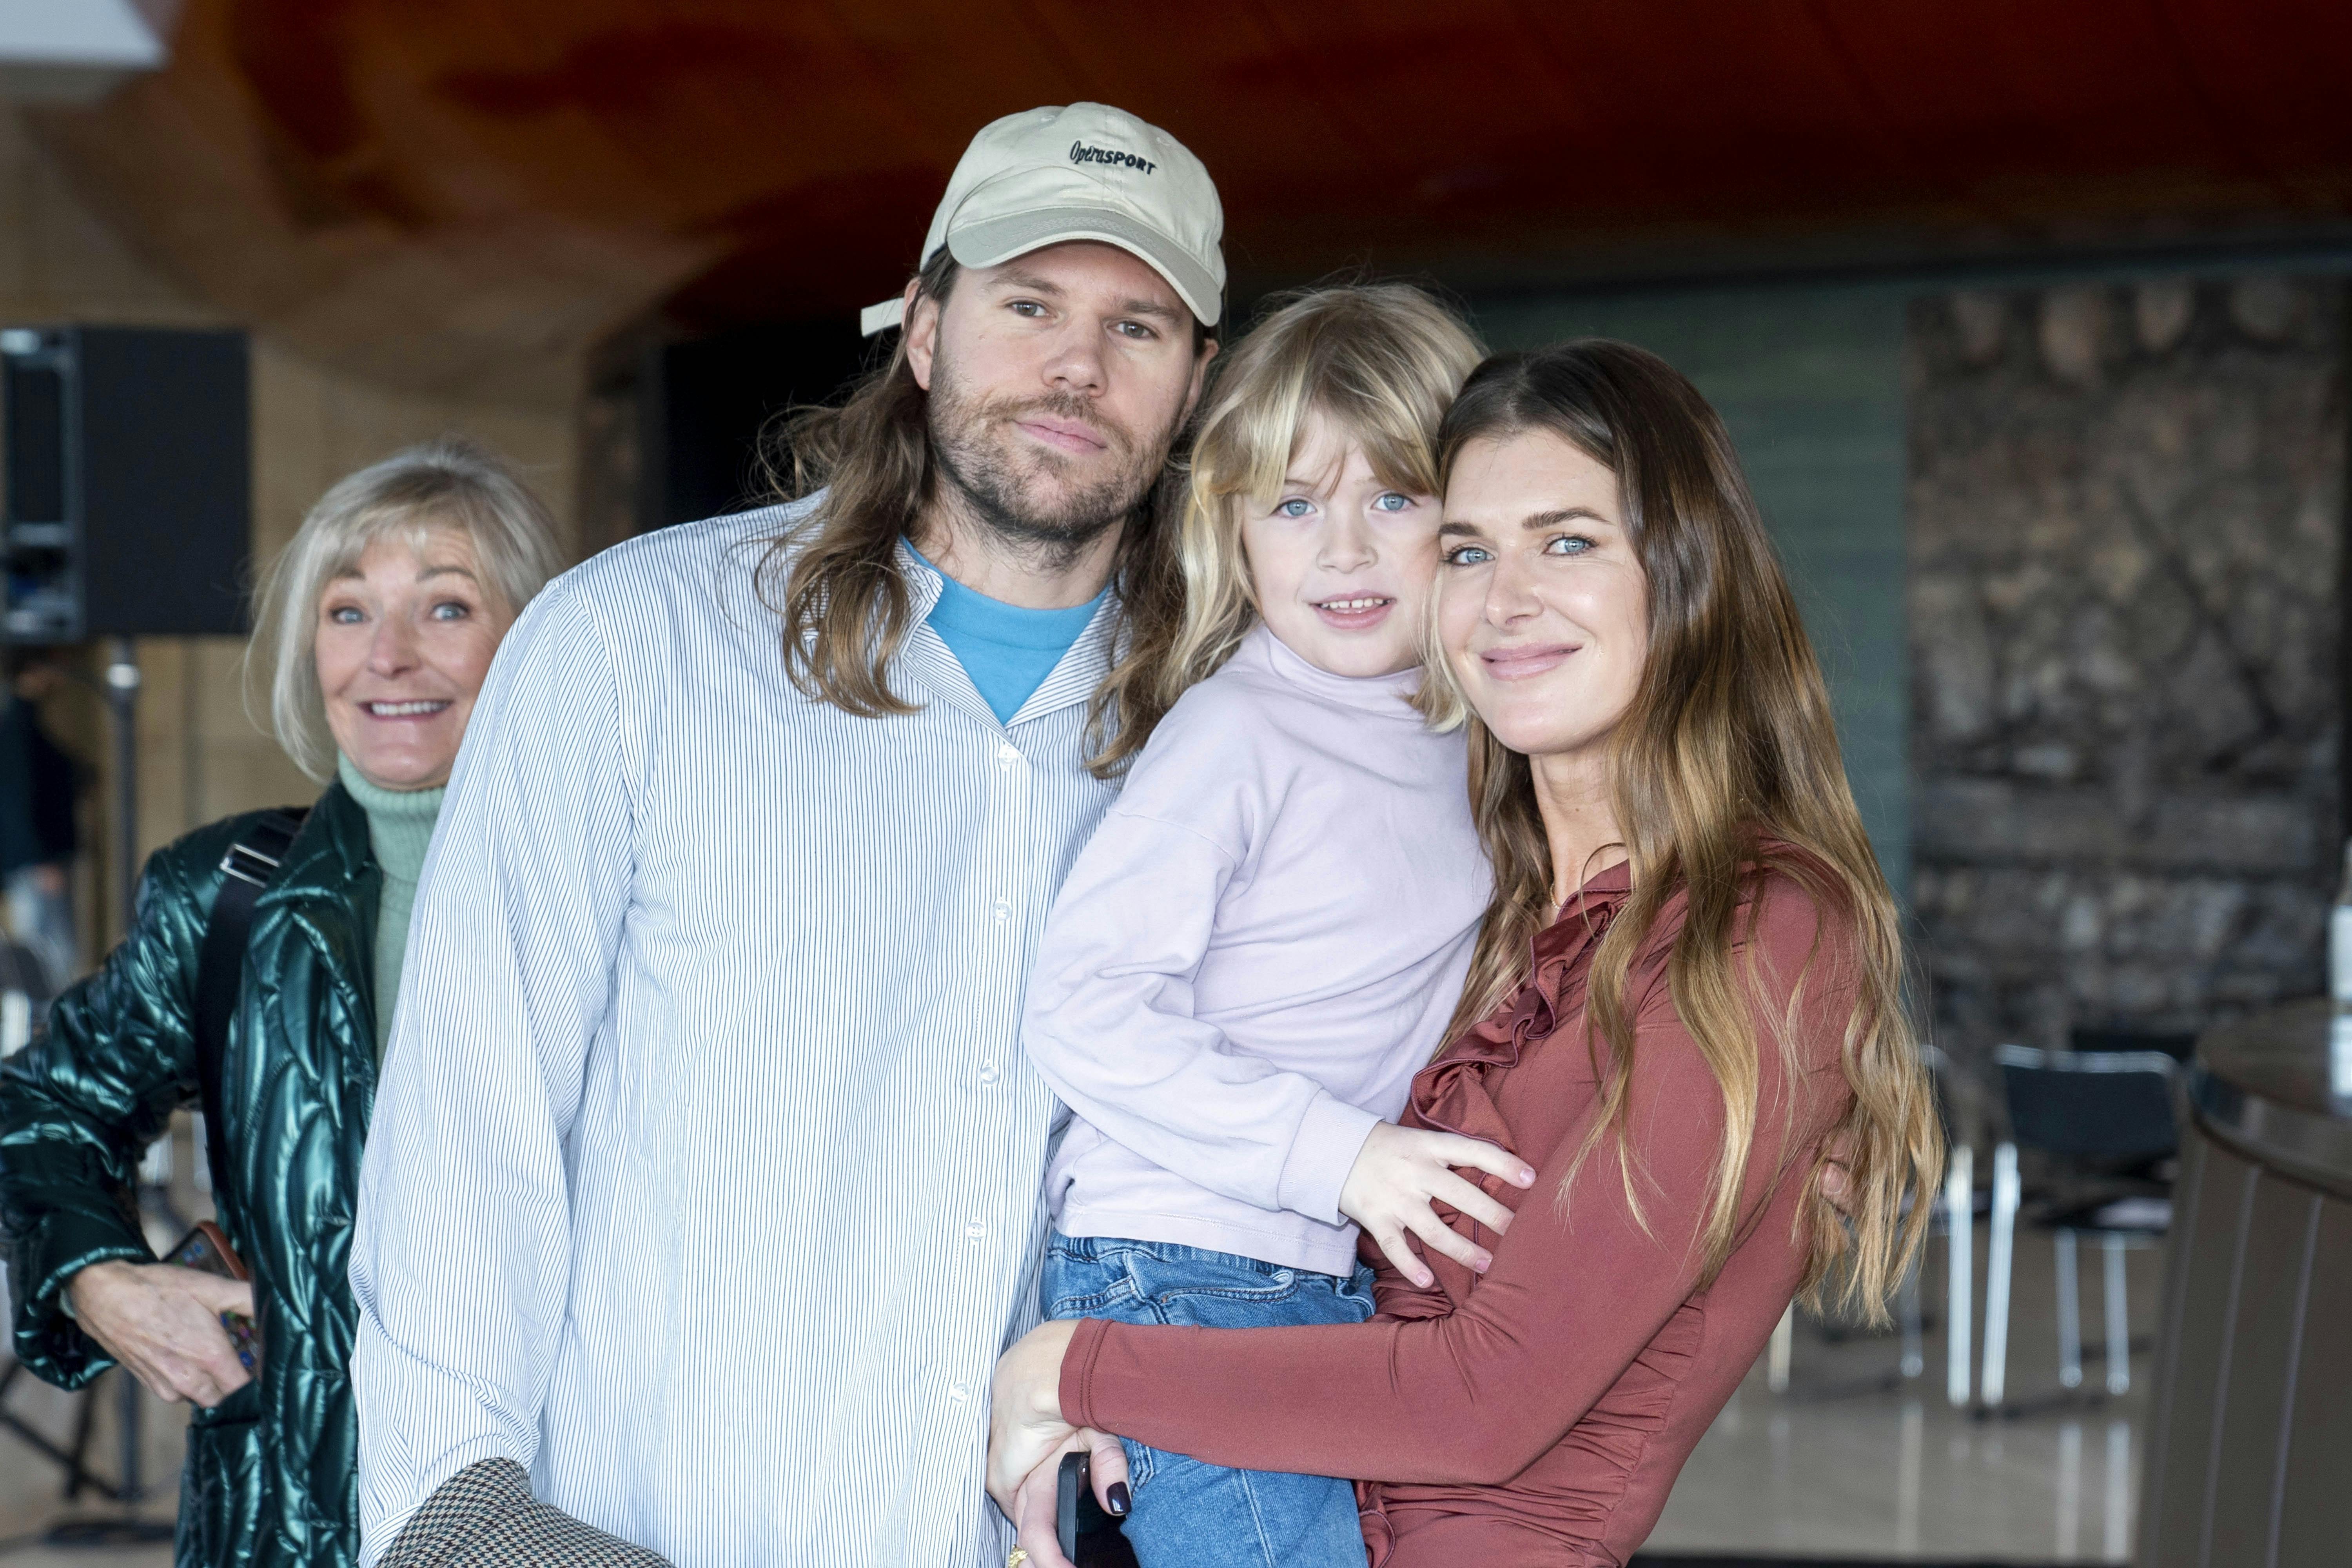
{"left": 915, "top": 547, "right": 1107, "bottom": 725}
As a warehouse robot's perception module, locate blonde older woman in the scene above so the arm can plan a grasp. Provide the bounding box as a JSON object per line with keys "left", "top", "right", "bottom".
{"left": 0, "top": 437, "right": 562, "bottom": 1568}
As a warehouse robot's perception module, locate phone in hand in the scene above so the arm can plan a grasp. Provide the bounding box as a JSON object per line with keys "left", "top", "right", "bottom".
{"left": 1055, "top": 1451, "right": 1135, "bottom": 1568}
{"left": 162, "top": 1220, "right": 261, "bottom": 1373}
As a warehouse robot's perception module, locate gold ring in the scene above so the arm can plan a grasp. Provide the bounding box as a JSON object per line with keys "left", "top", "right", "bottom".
{"left": 1007, "top": 1551, "right": 1030, "bottom": 1568}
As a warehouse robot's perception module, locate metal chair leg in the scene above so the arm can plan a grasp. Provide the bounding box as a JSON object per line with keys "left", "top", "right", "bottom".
{"left": 2056, "top": 1228, "right": 2082, "bottom": 1390}
{"left": 2103, "top": 1234, "right": 2129, "bottom": 1395}
{"left": 1898, "top": 1256, "right": 1925, "bottom": 1380}
{"left": 1945, "top": 1144, "right": 1973, "bottom": 1408}
{"left": 0, "top": 1362, "right": 113, "bottom": 1501}
{"left": 1981, "top": 1142, "right": 2018, "bottom": 1409}
{"left": 1768, "top": 1303, "right": 1793, "bottom": 1393}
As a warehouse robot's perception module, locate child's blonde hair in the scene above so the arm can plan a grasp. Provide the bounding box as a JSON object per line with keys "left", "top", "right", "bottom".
{"left": 1092, "top": 284, "right": 1484, "bottom": 772}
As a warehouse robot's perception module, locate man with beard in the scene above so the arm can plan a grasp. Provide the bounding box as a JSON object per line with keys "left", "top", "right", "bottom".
{"left": 349, "top": 104, "right": 1223, "bottom": 1567}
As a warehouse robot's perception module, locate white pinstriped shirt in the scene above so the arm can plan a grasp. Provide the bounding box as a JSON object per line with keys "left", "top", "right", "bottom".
{"left": 350, "top": 503, "right": 1121, "bottom": 1566}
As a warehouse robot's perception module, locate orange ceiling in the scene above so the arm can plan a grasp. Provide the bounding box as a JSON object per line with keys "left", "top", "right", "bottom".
{"left": 31, "top": 0, "right": 2352, "bottom": 395}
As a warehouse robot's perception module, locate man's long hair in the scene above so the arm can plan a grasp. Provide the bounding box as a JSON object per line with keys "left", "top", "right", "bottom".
{"left": 754, "top": 250, "right": 1201, "bottom": 779}
{"left": 1418, "top": 340, "right": 1942, "bottom": 1323}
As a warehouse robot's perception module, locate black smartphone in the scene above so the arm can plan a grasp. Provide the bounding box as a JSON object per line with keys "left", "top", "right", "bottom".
{"left": 1055, "top": 1451, "right": 1136, "bottom": 1567}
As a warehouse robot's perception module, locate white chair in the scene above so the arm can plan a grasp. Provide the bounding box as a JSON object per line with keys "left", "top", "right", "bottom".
{"left": 1766, "top": 1140, "right": 1975, "bottom": 1405}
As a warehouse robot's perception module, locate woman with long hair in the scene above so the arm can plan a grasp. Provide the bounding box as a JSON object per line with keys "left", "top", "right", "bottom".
{"left": 989, "top": 341, "right": 1943, "bottom": 1567}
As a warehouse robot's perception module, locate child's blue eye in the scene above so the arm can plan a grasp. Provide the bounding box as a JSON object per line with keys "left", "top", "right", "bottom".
{"left": 1276, "top": 498, "right": 1314, "bottom": 519}
{"left": 1373, "top": 492, "right": 1413, "bottom": 513}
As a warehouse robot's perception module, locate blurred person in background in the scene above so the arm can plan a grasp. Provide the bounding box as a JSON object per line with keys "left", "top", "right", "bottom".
{"left": 0, "top": 649, "right": 87, "bottom": 1004}
{"left": 0, "top": 438, "right": 563, "bottom": 1568}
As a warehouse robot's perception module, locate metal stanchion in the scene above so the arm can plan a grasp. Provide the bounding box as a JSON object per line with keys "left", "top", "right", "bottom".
{"left": 1944, "top": 1144, "right": 1973, "bottom": 1408}
{"left": 104, "top": 638, "right": 140, "bottom": 944}
{"left": 103, "top": 637, "right": 150, "bottom": 1508}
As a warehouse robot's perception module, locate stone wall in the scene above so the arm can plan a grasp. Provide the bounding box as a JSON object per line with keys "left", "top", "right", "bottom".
{"left": 1907, "top": 276, "right": 2345, "bottom": 1084}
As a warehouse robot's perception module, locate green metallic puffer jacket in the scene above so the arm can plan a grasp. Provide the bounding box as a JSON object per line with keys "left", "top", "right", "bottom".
{"left": 1, "top": 784, "right": 379, "bottom": 1568}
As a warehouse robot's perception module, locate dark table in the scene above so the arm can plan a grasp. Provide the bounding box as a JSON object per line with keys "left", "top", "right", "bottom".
{"left": 2139, "top": 997, "right": 2351, "bottom": 1568}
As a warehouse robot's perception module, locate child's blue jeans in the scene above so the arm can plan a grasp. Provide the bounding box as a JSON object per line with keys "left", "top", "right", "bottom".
{"left": 1041, "top": 1231, "right": 1375, "bottom": 1568}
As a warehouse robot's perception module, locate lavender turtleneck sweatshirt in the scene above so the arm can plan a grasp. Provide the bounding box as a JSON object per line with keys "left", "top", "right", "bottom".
{"left": 1024, "top": 624, "right": 1490, "bottom": 1276}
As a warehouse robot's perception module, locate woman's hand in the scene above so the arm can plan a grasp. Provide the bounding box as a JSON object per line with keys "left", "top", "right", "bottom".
{"left": 987, "top": 1319, "right": 1082, "bottom": 1518}
{"left": 1819, "top": 1128, "right": 1858, "bottom": 1215}
{"left": 1004, "top": 1429, "right": 1129, "bottom": 1568}
{"left": 1338, "top": 1122, "right": 1535, "bottom": 1290}
{"left": 66, "top": 1261, "right": 254, "bottom": 1408}
{"left": 991, "top": 1322, "right": 1138, "bottom": 1565}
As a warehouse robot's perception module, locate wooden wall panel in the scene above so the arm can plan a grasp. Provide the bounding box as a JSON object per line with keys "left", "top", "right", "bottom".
{"left": 2203, "top": 1179, "right": 2322, "bottom": 1563}
{"left": 2142, "top": 1136, "right": 2255, "bottom": 1568}
{"left": 2141, "top": 1127, "right": 2352, "bottom": 1568}
{"left": 2274, "top": 1196, "right": 2352, "bottom": 1566}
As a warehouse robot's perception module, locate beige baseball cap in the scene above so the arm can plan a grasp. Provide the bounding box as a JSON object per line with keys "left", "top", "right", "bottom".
{"left": 860, "top": 102, "right": 1224, "bottom": 337}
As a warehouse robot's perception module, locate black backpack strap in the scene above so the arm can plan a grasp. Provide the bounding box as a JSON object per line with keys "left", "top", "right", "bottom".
{"left": 192, "top": 808, "right": 308, "bottom": 1202}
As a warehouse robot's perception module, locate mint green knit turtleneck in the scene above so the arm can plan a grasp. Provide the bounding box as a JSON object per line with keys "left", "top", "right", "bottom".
{"left": 336, "top": 757, "right": 446, "bottom": 1063}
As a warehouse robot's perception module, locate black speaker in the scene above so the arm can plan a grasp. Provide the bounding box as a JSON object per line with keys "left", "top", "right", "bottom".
{"left": 2, "top": 325, "right": 251, "bottom": 642}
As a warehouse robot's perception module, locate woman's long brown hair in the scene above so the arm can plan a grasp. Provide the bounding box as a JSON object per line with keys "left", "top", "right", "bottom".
{"left": 1421, "top": 341, "right": 1942, "bottom": 1321}
{"left": 754, "top": 250, "right": 1205, "bottom": 778}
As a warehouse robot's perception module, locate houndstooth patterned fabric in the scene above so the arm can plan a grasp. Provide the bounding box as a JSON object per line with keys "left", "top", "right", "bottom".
{"left": 380, "top": 1458, "right": 673, "bottom": 1568}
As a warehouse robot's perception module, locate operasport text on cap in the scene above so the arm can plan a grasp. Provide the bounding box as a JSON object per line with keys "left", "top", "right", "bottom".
{"left": 860, "top": 102, "right": 1224, "bottom": 337}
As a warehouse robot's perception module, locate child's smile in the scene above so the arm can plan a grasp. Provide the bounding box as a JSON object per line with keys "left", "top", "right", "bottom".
{"left": 1312, "top": 592, "right": 1397, "bottom": 632}
{"left": 1242, "top": 409, "right": 1440, "bottom": 679}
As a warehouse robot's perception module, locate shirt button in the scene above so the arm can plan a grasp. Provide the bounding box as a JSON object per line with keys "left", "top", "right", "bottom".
{"left": 992, "top": 895, "right": 1011, "bottom": 924}
{"left": 996, "top": 743, "right": 1020, "bottom": 767}
{"left": 964, "top": 1217, "right": 987, "bottom": 1240}
{"left": 976, "top": 1061, "right": 1002, "bottom": 1086}
{"left": 948, "top": 1382, "right": 972, "bottom": 1404}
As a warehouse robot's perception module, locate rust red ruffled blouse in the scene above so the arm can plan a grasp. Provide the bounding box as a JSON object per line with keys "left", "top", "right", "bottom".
{"left": 1059, "top": 860, "right": 1858, "bottom": 1567}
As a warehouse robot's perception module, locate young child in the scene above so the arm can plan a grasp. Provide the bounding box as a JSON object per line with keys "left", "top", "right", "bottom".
{"left": 1023, "top": 285, "right": 1535, "bottom": 1568}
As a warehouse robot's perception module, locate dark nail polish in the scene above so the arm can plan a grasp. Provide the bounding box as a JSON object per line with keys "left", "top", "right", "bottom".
{"left": 1107, "top": 1481, "right": 1131, "bottom": 1516}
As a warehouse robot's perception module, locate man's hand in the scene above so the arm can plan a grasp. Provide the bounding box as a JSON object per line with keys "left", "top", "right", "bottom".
{"left": 66, "top": 1261, "right": 254, "bottom": 1407}
{"left": 1338, "top": 1122, "right": 1535, "bottom": 1290}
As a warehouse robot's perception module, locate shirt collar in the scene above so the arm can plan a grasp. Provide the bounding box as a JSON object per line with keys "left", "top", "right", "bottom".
{"left": 894, "top": 537, "right": 949, "bottom": 620}
{"left": 889, "top": 538, "right": 1123, "bottom": 731}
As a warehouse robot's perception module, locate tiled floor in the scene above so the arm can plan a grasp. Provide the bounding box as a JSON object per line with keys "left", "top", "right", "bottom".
{"left": 1650, "top": 1373, "right": 2144, "bottom": 1562}
{"left": 1648, "top": 1219, "right": 2161, "bottom": 1564}
{"left": 1, "top": 1220, "right": 2161, "bottom": 1565}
